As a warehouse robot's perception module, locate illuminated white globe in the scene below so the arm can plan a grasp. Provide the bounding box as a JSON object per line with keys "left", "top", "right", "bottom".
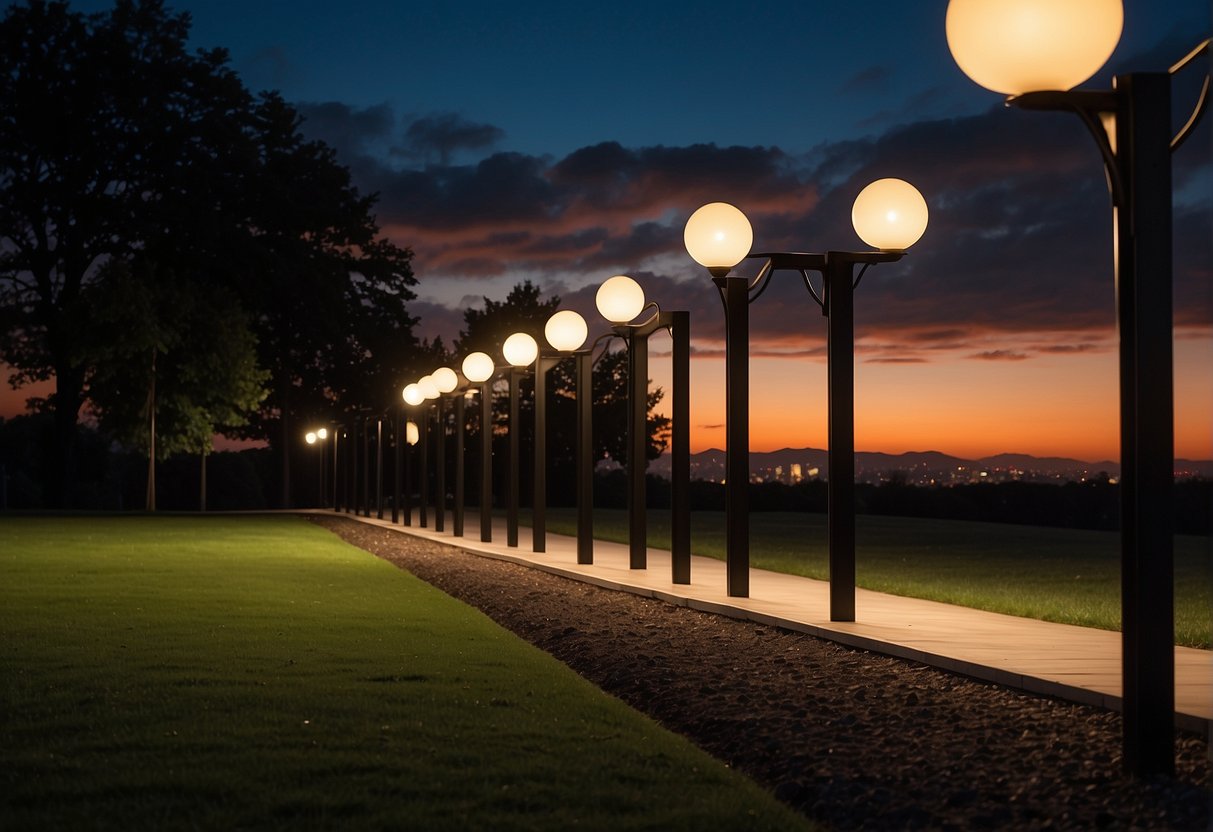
{"left": 595, "top": 275, "right": 645, "bottom": 324}
{"left": 305, "top": 431, "right": 317, "bottom": 445}
{"left": 406, "top": 421, "right": 420, "bottom": 446}
{"left": 432, "top": 366, "right": 459, "bottom": 393}
{"left": 544, "top": 310, "right": 589, "bottom": 352}
{"left": 462, "top": 351, "right": 495, "bottom": 383}
{"left": 502, "top": 332, "right": 539, "bottom": 367}
{"left": 402, "top": 383, "right": 425, "bottom": 406}
{"left": 316, "top": 428, "right": 328, "bottom": 440}
{"left": 683, "top": 202, "right": 753, "bottom": 273}
{"left": 946, "top": 0, "right": 1123, "bottom": 95}
{"left": 418, "top": 375, "right": 440, "bottom": 400}
{"left": 851, "top": 179, "right": 929, "bottom": 251}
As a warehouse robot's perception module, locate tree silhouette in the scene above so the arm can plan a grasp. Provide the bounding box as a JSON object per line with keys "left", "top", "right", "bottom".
{"left": 0, "top": 1, "right": 418, "bottom": 506}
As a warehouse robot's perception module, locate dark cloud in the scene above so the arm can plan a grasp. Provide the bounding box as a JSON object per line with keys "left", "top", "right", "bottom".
{"left": 295, "top": 101, "right": 395, "bottom": 158}
{"left": 839, "top": 65, "right": 892, "bottom": 94}
{"left": 294, "top": 69, "right": 1206, "bottom": 358}
{"left": 395, "top": 112, "right": 506, "bottom": 166}
{"left": 970, "top": 350, "right": 1030, "bottom": 362}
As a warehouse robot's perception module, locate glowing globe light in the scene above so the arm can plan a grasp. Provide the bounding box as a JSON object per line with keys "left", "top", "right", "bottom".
{"left": 418, "top": 375, "right": 440, "bottom": 400}
{"left": 305, "top": 431, "right": 317, "bottom": 445}
{"left": 406, "top": 421, "right": 420, "bottom": 446}
{"left": 945, "top": 0, "right": 1123, "bottom": 95}
{"left": 502, "top": 332, "right": 539, "bottom": 367}
{"left": 432, "top": 366, "right": 459, "bottom": 393}
{"left": 595, "top": 275, "right": 646, "bottom": 324}
{"left": 402, "top": 383, "right": 425, "bottom": 406}
{"left": 544, "top": 310, "right": 589, "bottom": 352}
{"left": 462, "top": 352, "right": 495, "bottom": 383}
{"left": 316, "top": 428, "right": 328, "bottom": 440}
{"left": 683, "top": 202, "right": 753, "bottom": 274}
{"left": 851, "top": 178, "right": 929, "bottom": 251}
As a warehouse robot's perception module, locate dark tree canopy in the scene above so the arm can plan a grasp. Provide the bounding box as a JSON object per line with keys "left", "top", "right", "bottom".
{"left": 0, "top": 0, "right": 418, "bottom": 505}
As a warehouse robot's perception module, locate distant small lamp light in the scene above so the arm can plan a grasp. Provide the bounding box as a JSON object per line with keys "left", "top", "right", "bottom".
{"left": 406, "top": 421, "right": 420, "bottom": 446}
{"left": 851, "top": 178, "right": 929, "bottom": 251}
{"left": 316, "top": 428, "right": 328, "bottom": 440}
{"left": 418, "top": 374, "right": 440, "bottom": 400}
{"left": 432, "top": 366, "right": 459, "bottom": 393}
{"left": 403, "top": 383, "right": 425, "bottom": 406}
{"left": 945, "top": 0, "right": 1123, "bottom": 95}
{"left": 305, "top": 431, "right": 317, "bottom": 445}
{"left": 544, "top": 310, "right": 589, "bottom": 352}
{"left": 502, "top": 332, "right": 539, "bottom": 367}
{"left": 595, "top": 275, "right": 646, "bottom": 324}
{"left": 462, "top": 352, "right": 495, "bottom": 383}
{"left": 683, "top": 202, "right": 754, "bottom": 276}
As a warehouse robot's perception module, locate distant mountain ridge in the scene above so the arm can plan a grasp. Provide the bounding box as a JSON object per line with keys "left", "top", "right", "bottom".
{"left": 646, "top": 447, "right": 1213, "bottom": 481}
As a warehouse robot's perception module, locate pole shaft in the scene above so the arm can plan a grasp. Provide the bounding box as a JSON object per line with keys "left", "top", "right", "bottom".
{"left": 826, "top": 258, "right": 857, "bottom": 622}
{"left": 576, "top": 351, "right": 594, "bottom": 564}
{"left": 628, "top": 332, "right": 648, "bottom": 569}
{"left": 721, "top": 276, "right": 750, "bottom": 597}
{"left": 533, "top": 359, "right": 547, "bottom": 552}
{"left": 392, "top": 413, "right": 402, "bottom": 523}
{"left": 480, "top": 382, "right": 493, "bottom": 542}
{"left": 454, "top": 394, "right": 465, "bottom": 537}
{"left": 376, "top": 418, "right": 384, "bottom": 519}
{"left": 671, "top": 310, "right": 691, "bottom": 584}
{"left": 361, "top": 417, "right": 370, "bottom": 517}
{"left": 419, "top": 410, "right": 428, "bottom": 527}
{"left": 508, "top": 369, "right": 520, "bottom": 547}
{"left": 435, "top": 399, "right": 446, "bottom": 532}
{"left": 1115, "top": 72, "right": 1174, "bottom": 777}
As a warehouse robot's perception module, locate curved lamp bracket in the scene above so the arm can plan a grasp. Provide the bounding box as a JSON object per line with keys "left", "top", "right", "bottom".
{"left": 1170, "top": 38, "right": 1210, "bottom": 152}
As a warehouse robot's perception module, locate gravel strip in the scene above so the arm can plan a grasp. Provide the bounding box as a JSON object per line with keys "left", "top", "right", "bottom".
{"left": 310, "top": 515, "right": 1211, "bottom": 831}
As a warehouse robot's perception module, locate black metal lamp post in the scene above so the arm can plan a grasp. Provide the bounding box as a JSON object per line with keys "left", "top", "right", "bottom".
{"left": 431, "top": 366, "right": 461, "bottom": 534}
{"left": 375, "top": 416, "right": 384, "bottom": 519}
{"left": 502, "top": 332, "right": 540, "bottom": 548}
{"left": 595, "top": 276, "right": 692, "bottom": 581}
{"left": 945, "top": 0, "right": 1210, "bottom": 777}
{"left": 304, "top": 427, "right": 327, "bottom": 508}
{"left": 402, "top": 382, "right": 426, "bottom": 526}
{"left": 417, "top": 374, "right": 443, "bottom": 527}
{"left": 534, "top": 310, "right": 591, "bottom": 555}
{"left": 462, "top": 351, "right": 497, "bottom": 543}
{"left": 685, "top": 190, "right": 927, "bottom": 605}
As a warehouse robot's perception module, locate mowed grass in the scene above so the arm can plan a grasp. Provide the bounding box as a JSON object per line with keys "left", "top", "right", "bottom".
{"left": 543, "top": 508, "right": 1212, "bottom": 649}
{"left": 0, "top": 515, "right": 813, "bottom": 832}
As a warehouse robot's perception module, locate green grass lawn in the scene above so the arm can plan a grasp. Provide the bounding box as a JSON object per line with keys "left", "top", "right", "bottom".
{"left": 0, "top": 515, "right": 812, "bottom": 831}
{"left": 542, "top": 508, "right": 1212, "bottom": 649}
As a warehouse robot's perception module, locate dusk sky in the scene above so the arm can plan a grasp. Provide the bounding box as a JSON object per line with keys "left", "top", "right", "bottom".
{"left": 10, "top": 0, "right": 1213, "bottom": 461}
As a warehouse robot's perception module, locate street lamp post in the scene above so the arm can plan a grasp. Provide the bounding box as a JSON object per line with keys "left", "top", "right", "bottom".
{"left": 462, "top": 352, "right": 497, "bottom": 542}
{"left": 945, "top": 0, "right": 1210, "bottom": 777}
{"left": 375, "top": 417, "right": 384, "bottom": 519}
{"left": 417, "top": 374, "right": 441, "bottom": 527}
{"left": 682, "top": 205, "right": 754, "bottom": 597}
{"left": 536, "top": 310, "right": 591, "bottom": 555}
{"left": 596, "top": 276, "right": 692, "bottom": 580}
{"left": 432, "top": 367, "right": 460, "bottom": 533}
{"left": 402, "top": 383, "right": 425, "bottom": 526}
{"left": 503, "top": 332, "right": 540, "bottom": 548}
{"left": 685, "top": 188, "right": 926, "bottom": 607}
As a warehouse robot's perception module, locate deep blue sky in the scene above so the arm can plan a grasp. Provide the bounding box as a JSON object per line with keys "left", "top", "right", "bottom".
{"left": 56, "top": 1, "right": 1213, "bottom": 458}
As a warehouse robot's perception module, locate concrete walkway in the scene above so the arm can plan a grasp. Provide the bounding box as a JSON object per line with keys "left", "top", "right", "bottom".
{"left": 328, "top": 508, "right": 1211, "bottom": 735}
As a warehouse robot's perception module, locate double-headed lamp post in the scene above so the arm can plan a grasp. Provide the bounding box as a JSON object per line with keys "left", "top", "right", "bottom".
{"left": 417, "top": 374, "right": 442, "bottom": 527}
{"left": 945, "top": 0, "right": 1210, "bottom": 777}
{"left": 502, "top": 332, "right": 539, "bottom": 548}
{"left": 596, "top": 276, "right": 692, "bottom": 581}
{"left": 685, "top": 183, "right": 927, "bottom": 608}
{"left": 543, "top": 310, "right": 594, "bottom": 563}
{"left": 462, "top": 351, "right": 497, "bottom": 543}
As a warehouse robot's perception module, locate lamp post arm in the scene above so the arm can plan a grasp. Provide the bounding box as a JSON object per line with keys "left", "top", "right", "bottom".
{"left": 1169, "top": 37, "right": 1210, "bottom": 152}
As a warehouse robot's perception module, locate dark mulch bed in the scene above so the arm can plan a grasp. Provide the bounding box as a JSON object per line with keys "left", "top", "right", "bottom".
{"left": 310, "top": 515, "right": 1211, "bottom": 831}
